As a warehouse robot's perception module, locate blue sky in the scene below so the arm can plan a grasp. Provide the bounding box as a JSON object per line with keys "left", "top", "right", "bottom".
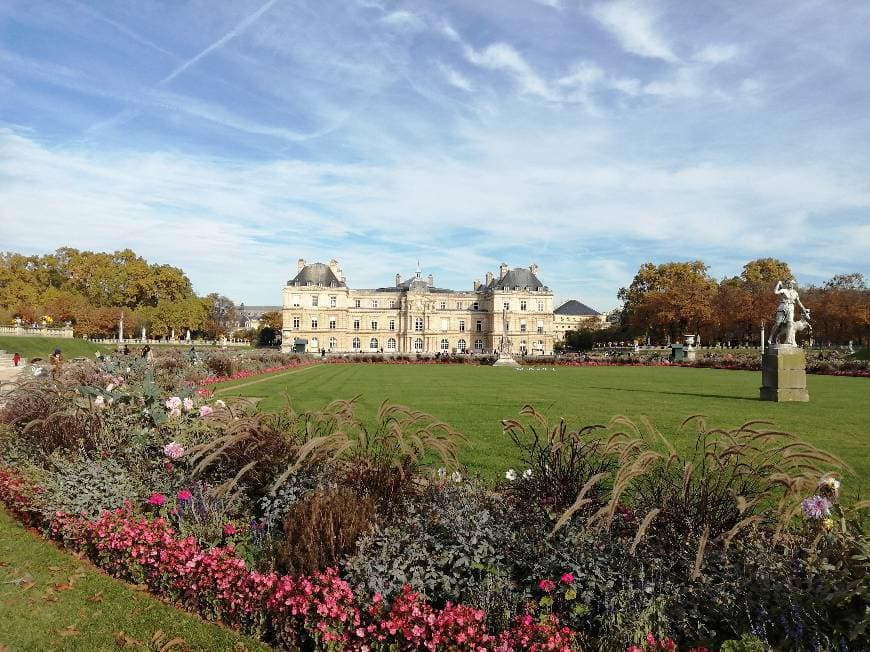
{"left": 1, "top": 0, "right": 868, "bottom": 310}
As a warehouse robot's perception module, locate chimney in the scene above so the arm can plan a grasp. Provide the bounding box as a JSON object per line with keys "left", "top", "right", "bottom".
{"left": 328, "top": 259, "right": 339, "bottom": 273}
{"left": 499, "top": 263, "right": 508, "bottom": 278}
{"left": 473, "top": 279, "right": 480, "bottom": 290}
{"left": 427, "top": 274, "right": 434, "bottom": 286}
{"left": 297, "top": 258, "right": 306, "bottom": 272}
{"left": 529, "top": 263, "right": 539, "bottom": 276}
{"left": 395, "top": 273, "right": 401, "bottom": 287}
{"left": 485, "top": 271, "right": 493, "bottom": 285}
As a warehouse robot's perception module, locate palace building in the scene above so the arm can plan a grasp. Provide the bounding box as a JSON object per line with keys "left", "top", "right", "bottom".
{"left": 281, "top": 259, "right": 560, "bottom": 355}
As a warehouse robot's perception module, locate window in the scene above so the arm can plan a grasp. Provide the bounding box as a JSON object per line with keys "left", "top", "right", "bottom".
{"left": 520, "top": 340, "right": 527, "bottom": 353}
{"left": 520, "top": 320, "right": 527, "bottom": 333}
{"left": 352, "top": 337, "right": 361, "bottom": 350}
{"left": 439, "top": 301, "right": 446, "bottom": 310}
{"left": 328, "top": 337, "right": 337, "bottom": 349}
{"left": 311, "top": 295, "right": 319, "bottom": 307}
{"left": 387, "top": 337, "right": 397, "bottom": 351}
{"left": 503, "top": 286, "right": 509, "bottom": 291}
{"left": 414, "top": 338, "right": 423, "bottom": 351}
{"left": 520, "top": 300, "right": 527, "bottom": 311}
{"left": 292, "top": 294, "right": 300, "bottom": 307}
{"left": 292, "top": 316, "right": 300, "bottom": 329}
{"left": 458, "top": 320, "right": 465, "bottom": 332}
{"left": 456, "top": 301, "right": 463, "bottom": 309}
{"left": 537, "top": 300, "right": 544, "bottom": 311}
{"left": 457, "top": 338, "right": 467, "bottom": 352}
{"left": 371, "top": 300, "right": 378, "bottom": 308}
{"left": 370, "top": 337, "right": 379, "bottom": 350}
{"left": 371, "top": 320, "right": 378, "bottom": 330}
{"left": 329, "top": 316, "right": 337, "bottom": 329}
{"left": 415, "top": 317, "right": 424, "bottom": 331}
{"left": 389, "top": 319, "right": 395, "bottom": 331}
{"left": 440, "top": 318, "right": 449, "bottom": 331}
{"left": 474, "top": 338, "right": 483, "bottom": 351}
{"left": 388, "top": 300, "right": 396, "bottom": 309}
{"left": 353, "top": 319, "right": 360, "bottom": 330}
{"left": 354, "top": 299, "right": 361, "bottom": 308}
{"left": 307, "top": 281, "right": 313, "bottom": 287}
{"left": 476, "top": 320, "right": 482, "bottom": 332}
{"left": 311, "top": 318, "right": 318, "bottom": 329}
{"left": 537, "top": 320, "right": 544, "bottom": 334}
{"left": 440, "top": 338, "right": 449, "bottom": 351}
{"left": 472, "top": 301, "right": 479, "bottom": 310}
{"left": 503, "top": 302, "right": 510, "bottom": 311}
{"left": 330, "top": 296, "right": 336, "bottom": 307}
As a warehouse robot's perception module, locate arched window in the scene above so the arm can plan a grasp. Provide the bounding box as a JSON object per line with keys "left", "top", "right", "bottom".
{"left": 328, "top": 337, "right": 337, "bottom": 350}
{"left": 457, "top": 339, "right": 467, "bottom": 352}
{"left": 474, "top": 339, "right": 483, "bottom": 351}
{"left": 370, "top": 337, "right": 379, "bottom": 350}
{"left": 387, "top": 338, "right": 397, "bottom": 350}
{"left": 440, "top": 338, "right": 449, "bottom": 351}
{"left": 414, "top": 338, "right": 423, "bottom": 351}
{"left": 352, "top": 337, "right": 361, "bottom": 350}
{"left": 414, "top": 317, "right": 424, "bottom": 331}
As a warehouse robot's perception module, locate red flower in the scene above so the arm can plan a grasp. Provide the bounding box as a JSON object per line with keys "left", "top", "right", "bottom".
{"left": 146, "top": 493, "right": 166, "bottom": 506}
{"left": 538, "top": 578, "right": 556, "bottom": 592}
{"left": 176, "top": 489, "right": 193, "bottom": 501}
{"left": 223, "top": 522, "right": 237, "bottom": 536}
{"left": 560, "top": 572, "right": 574, "bottom": 584}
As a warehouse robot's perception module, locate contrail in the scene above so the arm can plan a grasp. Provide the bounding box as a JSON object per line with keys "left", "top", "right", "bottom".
{"left": 64, "top": 0, "right": 177, "bottom": 59}
{"left": 159, "top": 0, "right": 281, "bottom": 86}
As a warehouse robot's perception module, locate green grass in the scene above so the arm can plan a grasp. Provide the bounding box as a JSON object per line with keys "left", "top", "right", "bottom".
{"left": 217, "top": 363, "right": 870, "bottom": 496}
{"left": 0, "top": 336, "right": 112, "bottom": 361}
{"left": 0, "top": 508, "right": 270, "bottom": 651}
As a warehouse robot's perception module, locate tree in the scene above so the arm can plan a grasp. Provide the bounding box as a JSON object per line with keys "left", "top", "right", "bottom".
{"left": 202, "top": 294, "right": 238, "bottom": 338}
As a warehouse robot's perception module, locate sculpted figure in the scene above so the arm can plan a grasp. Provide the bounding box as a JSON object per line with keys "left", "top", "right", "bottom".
{"left": 768, "top": 279, "right": 809, "bottom": 346}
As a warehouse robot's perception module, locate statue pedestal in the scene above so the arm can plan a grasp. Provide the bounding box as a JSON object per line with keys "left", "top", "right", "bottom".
{"left": 492, "top": 352, "right": 520, "bottom": 367}
{"left": 760, "top": 346, "right": 809, "bottom": 402}
{"left": 685, "top": 346, "right": 697, "bottom": 362}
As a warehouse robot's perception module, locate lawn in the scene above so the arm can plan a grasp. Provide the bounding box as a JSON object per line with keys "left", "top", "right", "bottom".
{"left": 0, "top": 508, "right": 270, "bottom": 651}
{"left": 0, "top": 336, "right": 112, "bottom": 361}
{"left": 216, "top": 363, "right": 870, "bottom": 496}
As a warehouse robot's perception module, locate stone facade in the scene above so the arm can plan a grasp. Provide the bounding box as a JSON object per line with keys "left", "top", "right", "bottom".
{"left": 552, "top": 300, "right": 606, "bottom": 343}
{"left": 281, "top": 260, "right": 555, "bottom": 355}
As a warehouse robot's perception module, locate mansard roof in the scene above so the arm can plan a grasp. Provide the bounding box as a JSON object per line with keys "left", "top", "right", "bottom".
{"left": 485, "top": 267, "right": 547, "bottom": 291}
{"left": 555, "top": 299, "right": 600, "bottom": 316}
{"left": 288, "top": 263, "right": 346, "bottom": 287}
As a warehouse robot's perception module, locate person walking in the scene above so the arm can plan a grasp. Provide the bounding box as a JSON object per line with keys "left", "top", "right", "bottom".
{"left": 12, "top": 352, "right": 21, "bottom": 367}
{"left": 50, "top": 348, "right": 63, "bottom": 380}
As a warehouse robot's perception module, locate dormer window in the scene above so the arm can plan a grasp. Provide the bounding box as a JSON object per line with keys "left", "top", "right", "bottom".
{"left": 503, "top": 286, "right": 509, "bottom": 291}
{"left": 307, "top": 281, "right": 313, "bottom": 286}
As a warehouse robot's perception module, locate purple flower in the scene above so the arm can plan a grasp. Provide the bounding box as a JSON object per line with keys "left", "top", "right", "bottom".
{"left": 801, "top": 494, "right": 831, "bottom": 520}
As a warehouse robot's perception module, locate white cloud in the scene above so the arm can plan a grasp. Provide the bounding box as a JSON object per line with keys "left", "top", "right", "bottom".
{"left": 464, "top": 42, "right": 555, "bottom": 100}
{"left": 380, "top": 10, "right": 424, "bottom": 31}
{"left": 694, "top": 43, "right": 740, "bottom": 64}
{"left": 438, "top": 63, "right": 473, "bottom": 91}
{"left": 590, "top": 0, "right": 678, "bottom": 62}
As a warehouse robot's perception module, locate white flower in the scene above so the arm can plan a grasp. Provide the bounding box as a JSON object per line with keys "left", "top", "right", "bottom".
{"left": 215, "top": 399, "right": 226, "bottom": 408}
{"left": 522, "top": 469, "right": 533, "bottom": 479}
{"left": 93, "top": 395, "right": 106, "bottom": 410}
{"left": 165, "top": 396, "right": 182, "bottom": 410}
{"left": 182, "top": 397, "right": 194, "bottom": 412}
{"left": 106, "top": 383, "right": 115, "bottom": 392}
{"left": 437, "top": 467, "right": 447, "bottom": 479}
{"left": 168, "top": 407, "right": 182, "bottom": 419}
{"left": 451, "top": 471, "right": 462, "bottom": 483}
{"left": 505, "top": 468, "right": 517, "bottom": 481}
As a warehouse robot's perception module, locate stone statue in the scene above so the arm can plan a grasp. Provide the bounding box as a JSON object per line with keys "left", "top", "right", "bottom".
{"left": 499, "top": 309, "right": 512, "bottom": 354}
{"left": 768, "top": 279, "right": 809, "bottom": 347}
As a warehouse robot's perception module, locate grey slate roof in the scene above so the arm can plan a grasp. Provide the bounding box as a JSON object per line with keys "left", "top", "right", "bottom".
{"left": 288, "top": 263, "right": 346, "bottom": 287}
{"left": 555, "top": 299, "right": 601, "bottom": 316}
{"left": 486, "top": 268, "right": 546, "bottom": 291}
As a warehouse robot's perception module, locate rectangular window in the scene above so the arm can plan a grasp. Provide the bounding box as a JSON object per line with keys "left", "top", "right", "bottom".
{"left": 456, "top": 301, "right": 463, "bottom": 309}
{"left": 440, "top": 318, "right": 449, "bottom": 331}
{"left": 311, "top": 295, "right": 319, "bottom": 307}
{"left": 520, "top": 320, "right": 527, "bottom": 333}
{"left": 311, "top": 318, "right": 318, "bottom": 329}
{"left": 353, "top": 319, "right": 360, "bottom": 330}
{"left": 354, "top": 299, "right": 361, "bottom": 308}
{"left": 472, "top": 301, "right": 479, "bottom": 311}
{"left": 371, "top": 300, "right": 378, "bottom": 308}
{"left": 329, "top": 316, "right": 337, "bottom": 329}
{"left": 503, "top": 302, "right": 510, "bottom": 311}
{"left": 388, "top": 300, "right": 396, "bottom": 309}
{"left": 537, "top": 320, "right": 544, "bottom": 334}
{"left": 389, "top": 319, "right": 395, "bottom": 331}
{"left": 330, "top": 296, "right": 336, "bottom": 307}
{"left": 476, "top": 320, "right": 482, "bottom": 332}
{"left": 292, "top": 294, "right": 300, "bottom": 307}
{"left": 537, "top": 300, "right": 544, "bottom": 311}
{"left": 439, "top": 301, "right": 446, "bottom": 310}
{"left": 520, "top": 300, "right": 527, "bottom": 311}
{"left": 293, "top": 316, "right": 300, "bottom": 329}
{"left": 459, "top": 320, "right": 465, "bottom": 332}
{"left": 371, "top": 320, "right": 378, "bottom": 330}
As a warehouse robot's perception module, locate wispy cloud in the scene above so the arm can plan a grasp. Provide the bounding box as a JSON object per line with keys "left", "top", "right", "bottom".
{"left": 694, "top": 43, "right": 740, "bottom": 64}
{"left": 590, "top": 0, "right": 678, "bottom": 62}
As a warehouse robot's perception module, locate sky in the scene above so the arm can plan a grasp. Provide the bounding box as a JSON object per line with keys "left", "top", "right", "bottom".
{"left": 1, "top": 0, "right": 868, "bottom": 311}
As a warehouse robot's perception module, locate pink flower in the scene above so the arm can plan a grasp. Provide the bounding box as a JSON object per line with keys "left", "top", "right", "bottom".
{"left": 646, "top": 632, "right": 657, "bottom": 647}
{"left": 163, "top": 442, "right": 184, "bottom": 459}
{"left": 223, "top": 522, "right": 237, "bottom": 536}
{"left": 538, "top": 578, "right": 556, "bottom": 593}
{"left": 182, "top": 397, "right": 194, "bottom": 412}
{"left": 165, "top": 396, "right": 182, "bottom": 410}
{"left": 168, "top": 407, "right": 182, "bottom": 419}
{"left": 560, "top": 572, "right": 574, "bottom": 584}
{"left": 176, "top": 489, "right": 193, "bottom": 501}
{"left": 199, "top": 405, "right": 214, "bottom": 417}
{"left": 147, "top": 493, "right": 166, "bottom": 506}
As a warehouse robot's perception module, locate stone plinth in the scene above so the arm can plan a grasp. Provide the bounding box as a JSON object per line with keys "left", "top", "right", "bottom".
{"left": 760, "top": 346, "right": 809, "bottom": 402}
{"left": 492, "top": 353, "right": 520, "bottom": 367}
